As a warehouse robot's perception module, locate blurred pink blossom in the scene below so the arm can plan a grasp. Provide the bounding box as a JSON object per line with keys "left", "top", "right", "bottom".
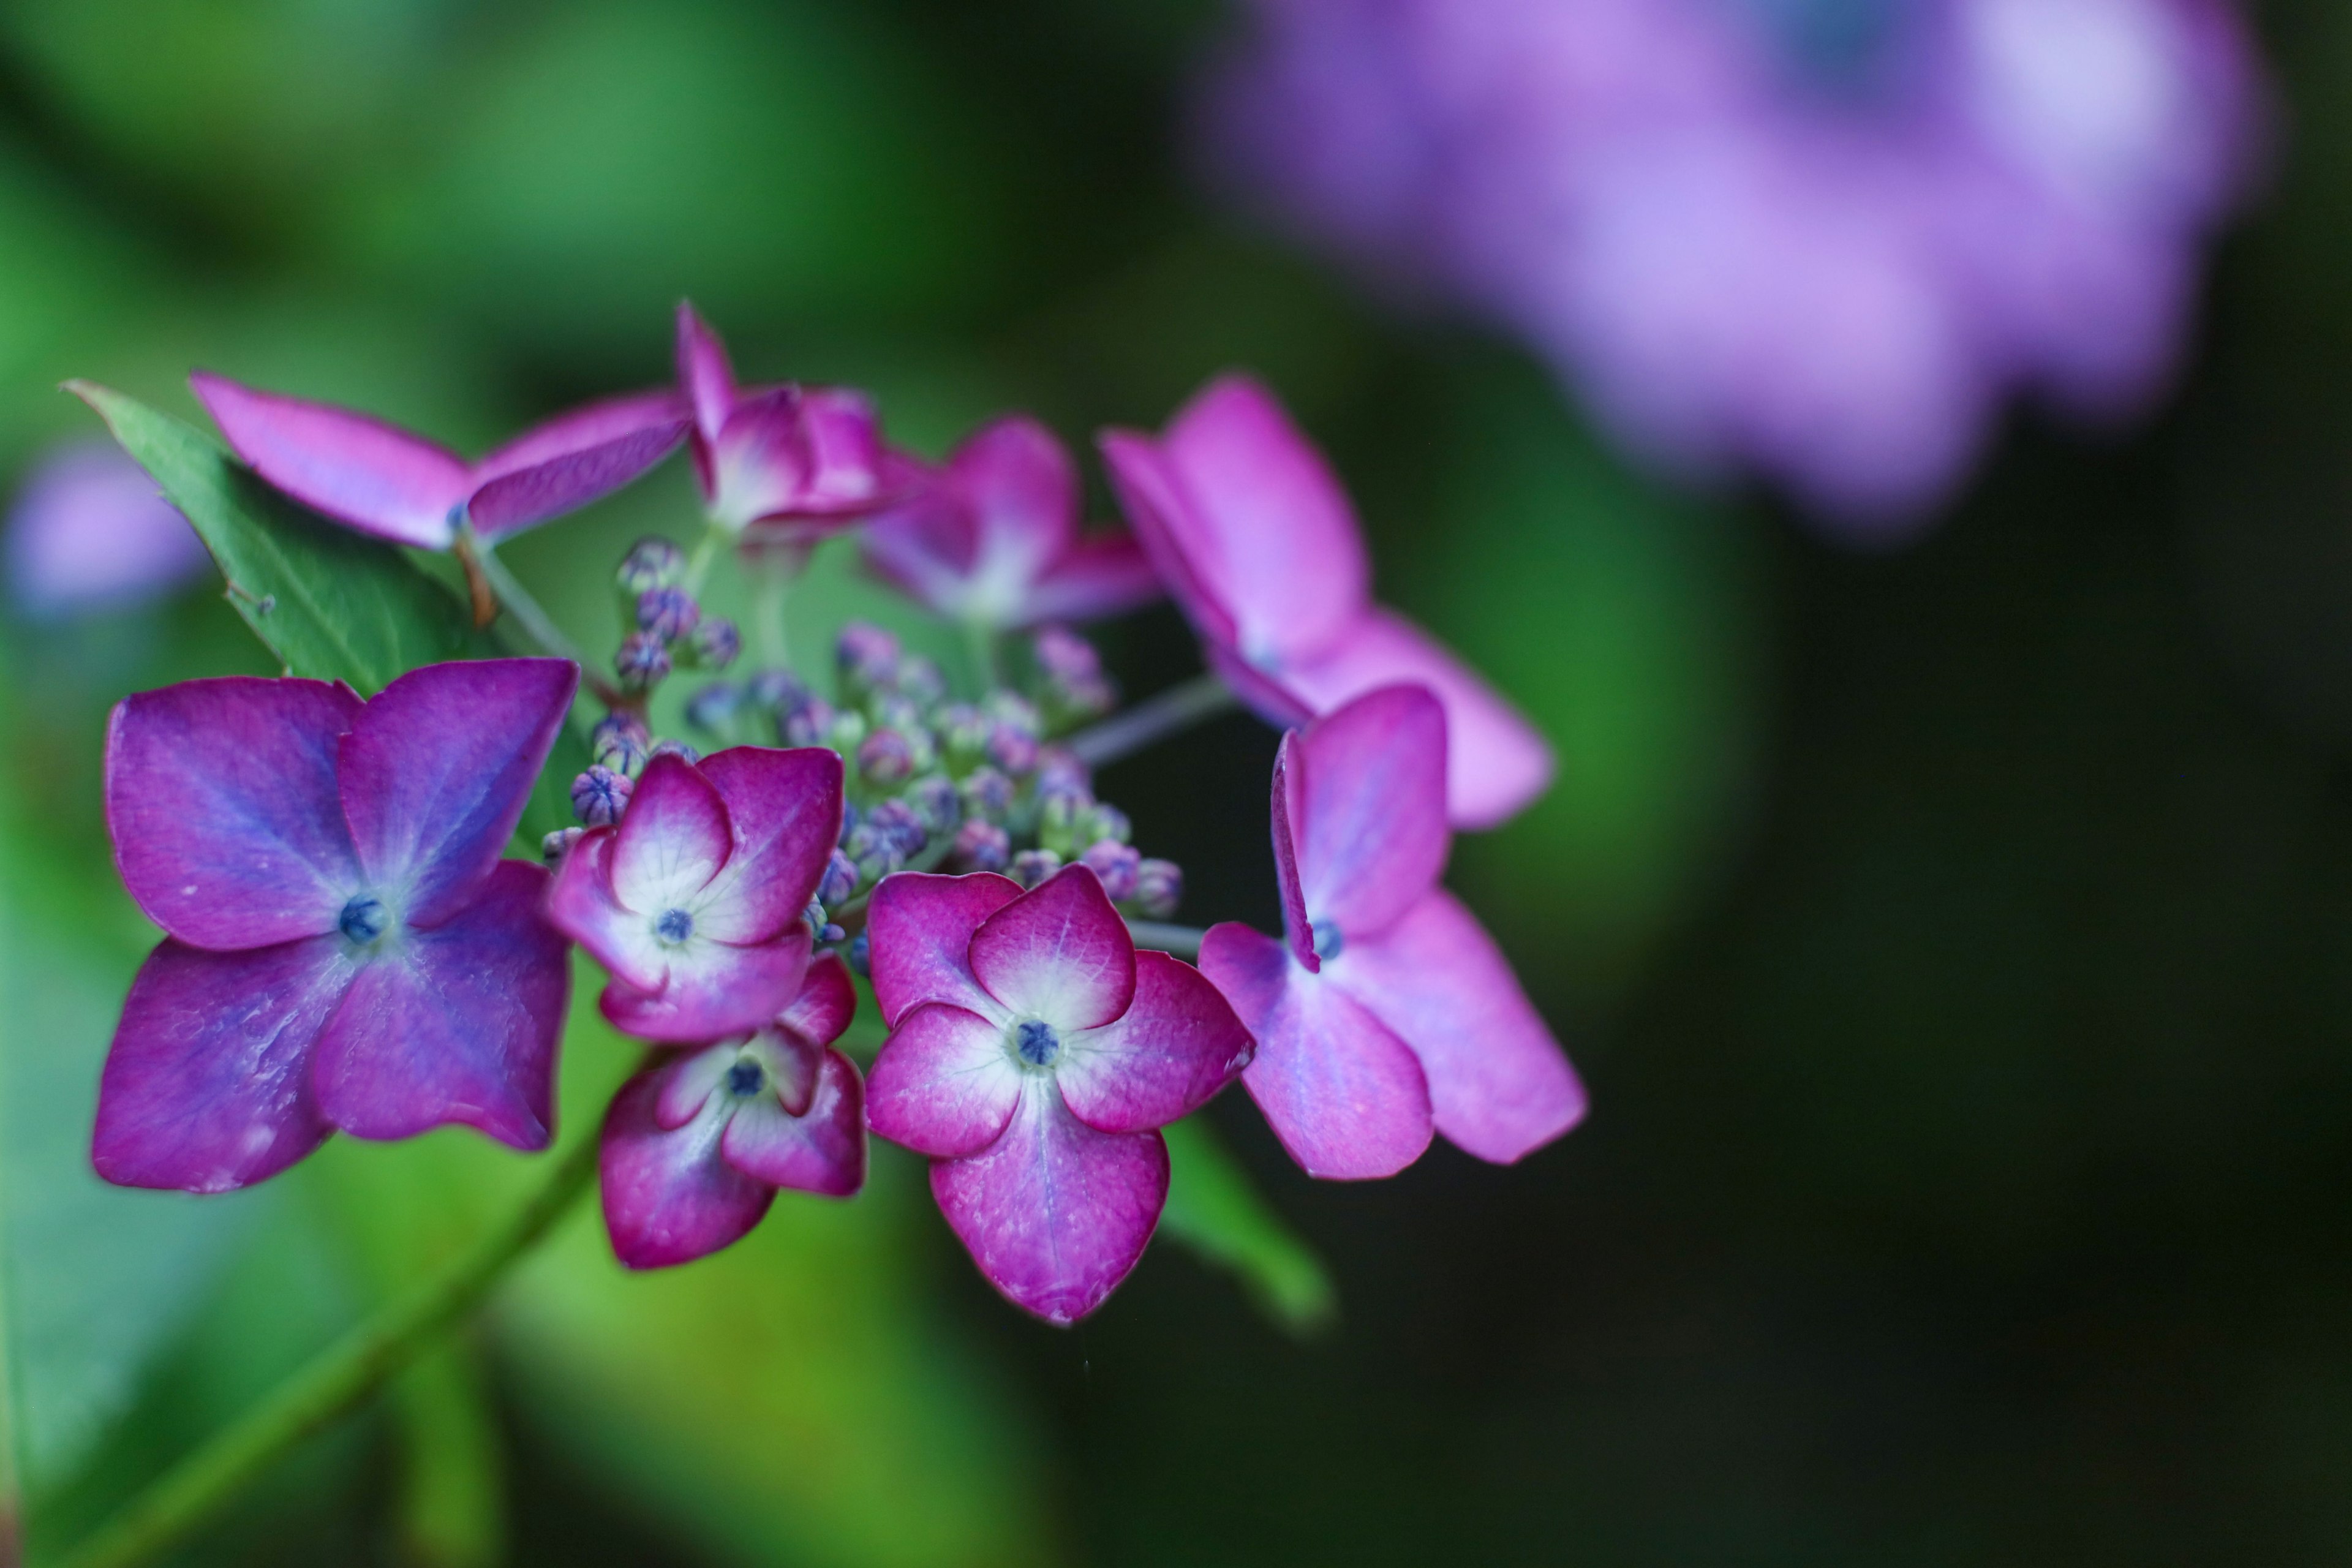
{"left": 6, "top": 441, "right": 209, "bottom": 619}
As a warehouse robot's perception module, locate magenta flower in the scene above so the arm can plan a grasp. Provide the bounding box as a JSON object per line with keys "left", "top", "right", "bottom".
{"left": 6, "top": 440, "right": 209, "bottom": 619}
{"left": 599, "top": 952, "right": 866, "bottom": 1268}
{"left": 96, "top": 658, "right": 579, "bottom": 1193}
{"left": 190, "top": 373, "right": 687, "bottom": 550}
{"left": 865, "top": 865, "right": 1254, "bottom": 1323}
{"left": 546, "top": 744, "right": 845, "bottom": 1044}
{"left": 1199, "top": 684, "right": 1585, "bottom": 1180}
{"left": 1199, "top": 0, "right": 2265, "bottom": 528}
{"left": 1100, "top": 373, "right": 1552, "bottom": 829}
{"left": 860, "top": 415, "right": 1161, "bottom": 630}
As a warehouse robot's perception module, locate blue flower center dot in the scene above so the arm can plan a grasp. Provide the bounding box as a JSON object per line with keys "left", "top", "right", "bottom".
{"left": 1014, "top": 1020, "right": 1060, "bottom": 1067}
{"left": 338, "top": 895, "right": 390, "bottom": 945}
{"left": 725, "top": 1059, "right": 764, "bottom": 1097}
{"left": 1310, "top": 919, "right": 1345, "bottom": 962}
{"left": 656, "top": 908, "right": 695, "bottom": 943}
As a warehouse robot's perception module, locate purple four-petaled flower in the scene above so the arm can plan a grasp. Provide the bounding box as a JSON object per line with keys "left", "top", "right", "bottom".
{"left": 1201, "top": 684, "right": 1585, "bottom": 1180}
{"left": 865, "top": 865, "right": 1255, "bottom": 1324}
{"left": 97, "top": 658, "right": 579, "bottom": 1192}
{"left": 600, "top": 952, "right": 867, "bottom": 1268}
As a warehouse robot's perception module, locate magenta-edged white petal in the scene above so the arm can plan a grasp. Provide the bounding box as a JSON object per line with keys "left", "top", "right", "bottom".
{"left": 675, "top": 301, "right": 737, "bottom": 447}
{"left": 956, "top": 415, "right": 1077, "bottom": 584}
{"left": 859, "top": 477, "right": 973, "bottom": 618}
{"left": 722, "top": 1047, "right": 865, "bottom": 1197}
{"left": 690, "top": 747, "right": 842, "bottom": 944}
{"left": 1057, "top": 951, "right": 1255, "bottom": 1136}
{"left": 336, "top": 659, "right": 576, "bottom": 927}
{"left": 1017, "top": 533, "right": 1163, "bottom": 627}
{"left": 107, "top": 676, "right": 363, "bottom": 951}
{"left": 609, "top": 753, "right": 733, "bottom": 913}
{"left": 598, "top": 927, "right": 813, "bottom": 1046}
{"left": 748, "top": 1025, "right": 825, "bottom": 1116}
{"left": 600, "top": 1065, "right": 774, "bottom": 1270}
{"left": 1277, "top": 608, "right": 1555, "bottom": 831}
{"left": 930, "top": 1080, "right": 1169, "bottom": 1325}
{"left": 545, "top": 830, "right": 665, "bottom": 992}
{"left": 656, "top": 1041, "right": 741, "bottom": 1131}
{"left": 709, "top": 390, "right": 812, "bottom": 530}
{"left": 794, "top": 388, "right": 889, "bottom": 511}
{"left": 93, "top": 935, "right": 353, "bottom": 1193}
{"left": 866, "top": 872, "right": 1021, "bottom": 1027}
{"left": 1291, "top": 683, "right": 1450, "bottom": 941}
{"left": 190, "top": 372, "right": 468, "bottom": 549}
{"left": 778, "top": 951, "right": 857, "bottom": 1050}
{"left": 1328, "top": 891, "right": 1586, "bottom": 1165}
{"left": 466, "top": 393, "right": 687, "bottom": 542}
{"left": 865, "top": 1002, "right": 1023, "bottom": 1158}
{"left": 968, "top": 864, "right": 1137, "bottom": 1033}
{"left": 1201, "top": 921, "right": 1433, "bottom": 1180}
{"left": 1268, "top": 732, "right": 1318, "bottom": 973}
{"left": 1098, "top": 429, "right": 1241, "bottom": 650}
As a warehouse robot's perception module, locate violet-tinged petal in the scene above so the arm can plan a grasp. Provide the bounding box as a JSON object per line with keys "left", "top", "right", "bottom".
{"left": 6, "top": 440, "right": 209, "bottom": 620}
{"left": 1057, "top": 951, "right": 1255, "bottom": 1136}
{"left": 1019, "top": 533, "right": 1164, "bottom": 627}
{"left": 750, "top": 1024, "right": 826, "bottom": 1117}
{"left": 1097, "top": 430, "right": 1242, "bottom": 651}
{"left": 467, "top": 393, "right": 688, "bottom": 542}
{"left": 723, "top": 1047, "right": 866, "bottom": 1197}
{"left": 608, "top": 753, "right": 733, "bottom": 913}
{"left": 792, "top": 388, "right": 892, "bottom": 513}
{"left": 189, "top": 371, "right": 469, "bottom": 549}
{"left": 600, "top": 1065, "right": 775, "bottom": 1270}
{"left": 865, "top": 1002, "right": 1023, "bottom": 1158}
{"left": 866, "top": 872, "right": 1022, "bottom": 1027}
{"left": 1267, "top": 734, "right": 1317, "bottom": 973}
{"left": 1201, "top": 921, "right": 1433, "bottom": 1180}
{"left": 92, "top": 935, "right": 352, "bottom": 1192}
{"left": 957, "top": 415, "right": 1077, "bottom": 581}
{"left": 1291, "top": 683, "right": 1449, "bottom": 940}
{"left": 1329, "top": 890, "right": 1587, "bottom": 1165}
{"left": 968, "top": 864, "right": 1137, "bottom": 1033}
{"left": 107, "top": 677, "right": 363, "bottom": 951}
{"left": 471, "top": 388, "right": 685, "bottom": 483}
{"left": 692, "top": 746, "right": 843, "bottom": 944}
{"left": 778, "top": 951, "right": 857, "bottom": 1049}
{"left": 598, "top": 927, "right": 814, "bottom": 1046}
{"left": 930, "top": 1081, "right": 1169, "bottom": 1325}
{"left": 337, "top": 658, "right": 577, "bottom": 927}
{"left": 655, "top": 1039, "right": 740, "bottom": 1131}
{"left": 675, "top": 301, "right": 738, "bottom": 447}
{"left": 309, "top": 861, "right": 567, "bottom": 1150}
{"left": 859, "top": 481, "right": 976, "bottom": 619}
{"left": 709, "top": 389, "right": 812, "bottom": 530}
{"left": 544, "top": 830, "right": 666, "bottom": 992}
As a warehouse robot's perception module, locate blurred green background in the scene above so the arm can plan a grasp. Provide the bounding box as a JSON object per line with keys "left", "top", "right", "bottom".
{"left": 5, "top": 0, "right": 2352, "bottom": 1563}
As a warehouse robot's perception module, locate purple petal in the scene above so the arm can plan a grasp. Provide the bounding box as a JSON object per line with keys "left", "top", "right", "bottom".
{"left": 864, "top": 1002, "right": 1023, "bottom": 1158}
{"left": 675, "top": 301, "right": 738, "bottom": 447}
{"left": 1268, "top": 732, "right": 1317, "bottom": 972}
{"left": 858, "top": 473, "right": 973, "bottom": 618}
{"left": 866, "top": 871, "right": 1022, "bottom": 1027}
{"left": 93, "top": 935, "right": 352, "bottom": 1192}
{"left": 1329, "top": 891, "right": 1586, "bottom": 1165}
{"left": 968, "top": 864, "right": 1137, "bottom": 1032}
{"left": 337, "top": 658, "right": 577, "bottom": 927}
{"left": 957, "top": 415, "right": 1077, "bottom": 581}
{"left": 1201, "top": 921, "right": 1433, "bottom": 1180}
{"left": 1018, "top": 533, "right": 1164, "bottom": 627}
{"left": 1277, "top": 609, "right": 1556, "bottom": 831}
{"left": 794, "top": 387, "right": 891, "bottom": 513}
{"left": 722, "top": 1047, "right": 866, "bottom": 1197}
{"left": 467, "top": 390, "right": 687, "bottom": 542}
{"left": 1097, "top": 429, "right": 1242, "bottom": 651}
{"left": 600, "top": 1065, "right": 775, "bottom": 1270}
{"left": 107, "top": 677, "right": 363, "bottom": 950}
{"left": 1292, "top": 684, "right": 1449, "bottom": 940}
{"left": 309, "top": 861, "right": 567, "bottom": 1149}
{"left": 6, "top": 440, "right": 209, "bottom": 620}
{"left": 778, "top": 951, "right": 857, "bottom": 1049}
{"left": 708, "top": 389, "right": 813, "bottom": 530}
{"left": 598, "top": 927, "right": 814, "bottom": 1046}
{"left": 609, "top": 753, "right": 733, "bottom": 913}
{"left": 1057, "top": 951, "right": 1255, "bottom": 1136}
{"left": 930, "top": 1081, "right": 1169, "bottom": 1325}
{"left": 692, "top": 746, "right": 843, "bottom": 944}
{"left": 189, "top": 371, "right": 468, "bottom": 549}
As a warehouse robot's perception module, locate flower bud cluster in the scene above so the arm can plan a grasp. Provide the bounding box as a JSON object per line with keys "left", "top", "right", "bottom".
{"left": 608, "top": 537, "right": 739, "bottom": 698}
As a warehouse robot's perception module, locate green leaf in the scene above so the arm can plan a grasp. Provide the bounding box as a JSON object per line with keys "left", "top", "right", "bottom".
{"left": 1159, "top": 1117, "right": 1336, "bottom": 1338}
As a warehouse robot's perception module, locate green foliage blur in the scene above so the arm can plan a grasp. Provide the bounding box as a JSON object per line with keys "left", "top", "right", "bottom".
{"left": 3, "top": 1, "right": 2351, "bottom": 1564}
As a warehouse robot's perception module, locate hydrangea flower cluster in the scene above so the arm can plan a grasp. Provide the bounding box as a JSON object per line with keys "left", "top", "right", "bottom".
{"left": 86, "top": 302, "right": 1585, "bottom": 1325}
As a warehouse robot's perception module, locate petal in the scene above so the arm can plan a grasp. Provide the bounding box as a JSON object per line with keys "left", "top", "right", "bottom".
{"left": 1292, "top": 683, "right": 1450, "bottom": 939}
{"left": 1097, "top": 429, "right": 1240, "bottom": 650}
{"left": 859, "top": 474, "right": 975, "bottom": 619}
{"left": 866, "top": 872, "right": 1021, "bottom": 1027}
{"left": 337, "top": 658, "right": 578, "bottom": 927}
{"left": 6, "top": 440, "right": 210, "bottom": 620}
{"left": 691, "top": 746, "right": 843, "bottom": 944}
{"left": 968, "top": 864, "right": 1136, "bottom": 1032}
{"left": 794, "top": 387, "right": 890, "bottom": 511}
{"left": 956, "top": 415, "right": 1077, "bottom": 584}
{"left": 655, "top": 1041, "right": 739, "bottom": 1131}
{"left": 777, "top": 951, "right": 857, "bottom": 1049}
{"left": 1328, "top": 892, "right": 1587, "bottom": 1165}
{"left": 609, "top": 753, "right": 733, "bottom": 912}
{"left": 709, "top": 389, "right": 812, "bottom": 529}
{"left": 748, "top": 1025, "right": 826, "bottom": 1117}
{"left": 93, "top": 935, "right": 353, "bottom": 1193}
{"left": 189, "top": 371, "right": 467, "bottom": 549}
{"left": 467, "top": 390, "right": 687, "bottom": 541}
{"left": 675, "top": 301, "right": 737, "bottom": 445}
{"left": 930, "top": 1082, "right": 1168, "bottom": 1325}
{"left": 309, "top": 861, "right": 568, "bottom": 1149}
{"left": 544, "top": 830, "right": 666, "bottom": 992}
{"left": 107, "top": 677, "right": 363, "bottom": 949}
{"left": 722, "top": 1048, "right": 866, "bottom": 1197}
{"left": 600, "top": 1066, "right": 774, "bottom": 1270}
{"left": 1057, "top": 951, "right": 1256, "bottom": 1135}
{"left": 864, "top": 1003, "right": 1023, "bottom": 1158}
{"left": 1016, "top": 533, "right": 1163, "bottom": 627}
{"left": 1268, "top": 731, "right": 1317, "bottom": 971}
{"left": 1278, "top": 609, "right": 1555, "bottom": 831}
{"left": 598, "top": 926, "right": 813, "bottom": 1046}
{"left": 1200, "top": 921, "right": 1432, "bottom": 1180}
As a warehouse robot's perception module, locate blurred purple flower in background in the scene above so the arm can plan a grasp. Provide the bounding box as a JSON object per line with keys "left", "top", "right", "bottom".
{"left": 6, "top": 440, "right": 209, "bottom": 619}
{"left": 1200, "top": 0, "right": 2266, "bottom": 531}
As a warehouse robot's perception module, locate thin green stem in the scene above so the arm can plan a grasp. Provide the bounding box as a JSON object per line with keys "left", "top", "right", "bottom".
{"left": 465, "top": 535, "right": 586, "bottom": 668}
{"left": 680, "top": 519, "right": 733, "bottom": 597}
{"left": 1125, "top": 920, "right": 1207, "bottom": 960}
{"left": 963, "top": 620, "right": 1001, "bottom": 695}
{"left": 752, "top": 565, "right": 793, "bottom": 669}
{"left": 54, "top": 1134, "right": 601, "bottom": 1568}
{"left": 1065, "top": 673, "right": 1238, "bottom": 768}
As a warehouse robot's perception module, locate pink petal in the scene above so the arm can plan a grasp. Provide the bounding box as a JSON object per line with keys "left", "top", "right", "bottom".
{"left": 1201, "top": 921, "right": 1433, "bottom": 1180}
{"left": 865, "top": 872, "right": 1021, "bottom": 1027}
{"left": 609, "top": 753, "right": 733, "bottom": 913}
{"left": 93, "top": 935, "right": 352, "bottom": 1193}
{"left": 1056, "top": 951, "right": 1255, "bottom": 1136}
{"left": 309, "top": 861, "right": 567, "bottom": 1150}
{"left": 709, "top": 389, "right": 813, "bottom": 530}
{"left": 968, "top": 864, "right": 1137, "bottom": 1032}
{"left": 1276, "top": 609, "right": 1555, "bottom": 831}
{"left": 1291, "top": 684, "right": 1449, "bottom": 941}
{"left": 930, "top": 1081, "right": 1169, "bottom": 1325}
{"left": 1017, "top": 532, "right": 1163, "bottom": 627}
{"left": 794, "top": 387, "right": 891, "bottom": 512}
{"left": 1098, "top": 429, "right": 1241, "bottom": 650}
{"left": 778, "top": 951, "right": 857, "bottom": 1049}
{"left": 107, "top": 677, "right": 363, "bottom": 951}
{"left": 544, "top": 830, "right": 665, "bottom": 992}
{"left": 722, "top": 1047, "right": 866, "bottom": 1197}
{"left": 752, "top": 1025, "right": 826, "bottom": 1117}
{"left": 336, "top": 658, "right": 577, "bottom": 927}
{"left": 466, "top": 390, "right": 687, "bottom": 542}
{"left": 956, "top": 415, "right": 1077, "bottom": 583}
{"left": 598, "top": 927, "right": 813, "bottom": 1046}
{"left": 691, "top": 746, "right": 843, "bottom": 944}
{"left": 600, "top": 1065, "right": 774, "bottom": 1270}
{"left": 655, "top": 1040, "right": 739, "bottom": 1130}
{"left": 858, "top": 473, "right": 974, "bottom": 618}
{"left": 1328, "top": 891, "right": 1586, "bottom": 1166}
{"left": 864, "top": 1002, "right": 1023, "bottom": 1158}
{"left": 674, "top": 301, "right": 737, "bottom": 446}
{"left": 189, "top": 371, "right": 469, "bottom": 549}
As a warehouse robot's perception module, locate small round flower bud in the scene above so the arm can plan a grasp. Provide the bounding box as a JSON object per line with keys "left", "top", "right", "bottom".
{"left": 1080, "top": 839, "right": 1141, "bottom": 902}
{"left": 867, "top": 798, "right": 927, "bottom": 858}
{"left": 1035, "top": 745, "right": 1090, "bottom": 798}
{"left": 905, "top": 774, "right": 961, "bottom": 835}
{"left": 959, "top": 766, "right": 1014, "bottom": 824}
{"left": 1011, "top": 848, "right": 1062, "bottom": 890}
{"left": 951, "top": 819, "right": 1011, "bottom": 873}
{"left": 843, "top": 821, "right": 904, "bottom": 883}
{"left": 804, "top": 899, "right": 845, "bottom": 944}
{"left": 826, "top": 707, "right": 869, "bottom": 753}
{"left": 936, "top": 703, "right": 991, "bottom": 769}
{"left": 1132, "top": 858, "right": 1183, "bottom": 919}
{"left": 858, "top": 728, "right": 914, "bottom": 786}
{"left": 986, "top": 722, "right": 1038, "bottom": 777}
{"left": 870, "top": 693, "right": 924, "bottom": 736}
{"left": 897, "top": 654, "right": 947, "bottom": 707}
{"left": 648, "top": 738, "right": 701, "bottom": 764}
{"left": 1032, "top": 624, "right": 1101, "bottom": 682}
{"left": 636, "top": 586, "right": 701, "bottom": 642}
{"left": 590, "top": 710, "right": 650, "bottom": 763}
{"left": 847, "top": 931, "right": 870, "bottom": 977}
{"left": 616, "top": 536, "right": 684, "bottom": 595}
{"left": 541, "top": 826, "right": 586, "bottom": 866}
{"left": 817, "top": 848, "right": 859, "bottom": 907}
{"left": 1087, "top": 803, "right": 1133, "bottom": 845}
{"left": 748, "top": 666, "right": 809, "bottom": 715}
{"left": 836, "top": 621, "right": 900, "bottom": 698}
{"left": 616, "top": 631, "right": 671, "bottom": 690}
{"left": 684, "top": 682, "right": 742, "bottom": 734}
{"left": 837, "top": 799, "right": 861, "bottom": 843}
{"left": 592, "top": 728, "right": 648, "bottom": 778}
{"left": 690, "top": 616, "right": 741, "bottom": 670}
{"left": 570, "top": 765, "right": 633, "bottom": 826}
{"left": 783, "top": 696, "right": 836, "bottom": 747}
{"left": 1038, "top": 790, "right": 1089, "bottom": 859}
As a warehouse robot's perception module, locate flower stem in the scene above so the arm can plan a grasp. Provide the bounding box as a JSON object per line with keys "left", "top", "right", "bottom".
{"left": 752, "top": 562, "right": 794, "bottom": 669}
{"left": 53, "top": 1134, "right": 601, "bottom": 1568}
{"left": 681, "top": 519, "right": 733, "bottom": 597}
{"left": 1125, "top": 920, "right": 1208, "bottom": 960}
{"left": 1066, "top": 673, "right": 1237, "bottom": 768}
{"left": 464, "top": 533, "right": 624, "bottom": 709}
{"left": 963, "top": 620, "right": 1001, "bottom": 694}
